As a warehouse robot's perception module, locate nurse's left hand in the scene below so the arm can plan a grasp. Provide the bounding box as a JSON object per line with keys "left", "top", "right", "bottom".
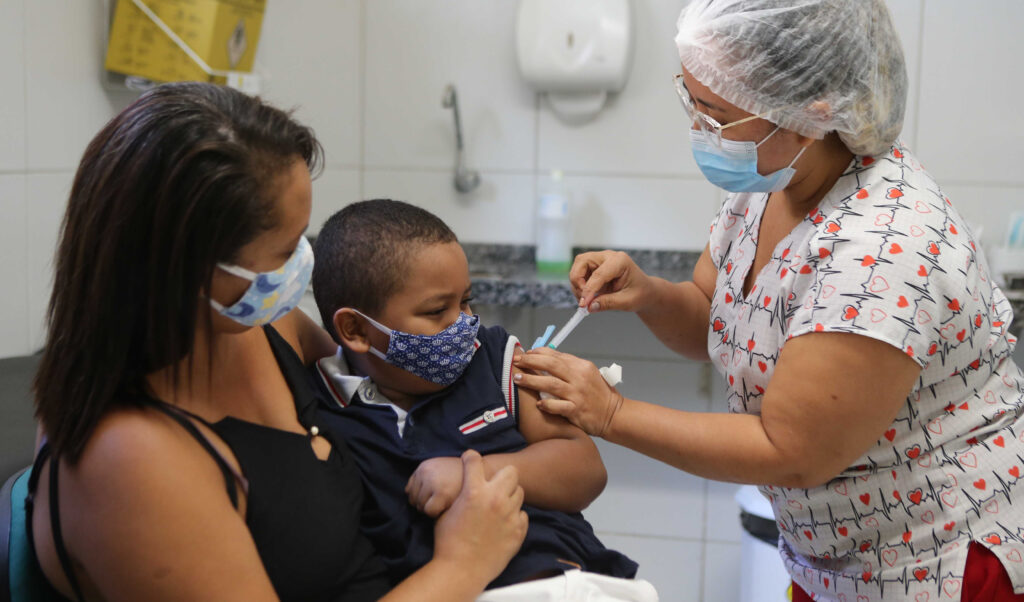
{"left": 512, "top": 347, "right": 623, "bottom": 438}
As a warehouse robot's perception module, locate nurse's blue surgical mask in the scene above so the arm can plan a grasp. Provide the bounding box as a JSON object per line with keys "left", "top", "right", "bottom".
{"left": 210, "top": 236, "right": 314, "bottom": 327}
{"left": 353, "top": 310, "right": 481, "bottom": 386}
{"left": 690, "top": 126, "right": 806, "bottom": 193}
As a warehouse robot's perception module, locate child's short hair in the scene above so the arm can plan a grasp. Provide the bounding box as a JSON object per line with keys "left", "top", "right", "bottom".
{"left": 312, "top": 199, "right": 457, "bottom": 340}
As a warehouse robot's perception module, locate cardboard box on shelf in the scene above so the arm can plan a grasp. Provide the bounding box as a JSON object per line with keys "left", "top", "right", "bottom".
{"left": 105, "top": 0, "right": 265, "bottom": 85}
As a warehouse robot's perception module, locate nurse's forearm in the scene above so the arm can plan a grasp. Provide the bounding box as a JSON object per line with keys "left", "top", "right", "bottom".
{"left": 635, "top": 277, "right": 711, "bottom": 361}
{"left": 603, "top": 397, "right": 812, "bottom": 488}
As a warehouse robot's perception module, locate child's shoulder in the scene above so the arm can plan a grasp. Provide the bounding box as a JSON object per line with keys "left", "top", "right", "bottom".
{"left": 465, "top": 322, "right": 526, "bottom": 390}
{"left": 476, "top": 323, "right": 511, "bottom": 346}
{"left": 471, "top": 323, "right": 515, "bottom": 369}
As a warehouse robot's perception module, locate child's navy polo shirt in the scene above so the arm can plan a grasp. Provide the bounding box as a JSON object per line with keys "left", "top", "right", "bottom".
{"left": 312, "top": 324, "right": 637, "bottom": 589}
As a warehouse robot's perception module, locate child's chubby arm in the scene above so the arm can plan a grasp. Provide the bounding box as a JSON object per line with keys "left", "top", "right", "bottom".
{"left": 405, "top": 348, "right": 607, "bottom": 518}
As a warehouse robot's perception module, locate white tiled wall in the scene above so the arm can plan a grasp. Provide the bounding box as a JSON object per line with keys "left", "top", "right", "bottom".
{"left": 3, "top": 1, "right": 1023, "bottom": 599}
{"left": 0, "top": 0, "right": 26, "bottom": 172}
{"left": 24, "top": 1, "right": 136, "bottom": 172}
{"left": 259, "top": 0, "right": 363, "bottom": 169}
{"left": 0, "top": 176, "right": 28, "bottom": 358}
{"left": 538, "top": 0, "right": 696, "bottom": 178}
{"left": 25, "top": 173, "right": 74, "bottom": 348}
{"left": 916, "top": 1, "right": 1024, "bottom": 187}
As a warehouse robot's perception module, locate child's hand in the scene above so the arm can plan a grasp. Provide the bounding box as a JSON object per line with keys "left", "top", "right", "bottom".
{"left": 406, "top": 456, "right": 465, "bottom": 517}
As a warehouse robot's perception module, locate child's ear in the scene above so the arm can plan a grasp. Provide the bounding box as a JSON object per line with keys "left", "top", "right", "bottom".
{"left": 333, "top": 308, "right": 371, "bottom": 353}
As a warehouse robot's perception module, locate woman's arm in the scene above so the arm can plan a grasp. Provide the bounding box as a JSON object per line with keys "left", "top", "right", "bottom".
{"left": 54, "top": 416, "right": 524, "bottom": 602}
{"left": 570, "top": 246, "right": 717, "bottom": 361}
{"left": 383, "top": 451, "right": 528, "bottom": 602}
{"left": 46, "top": 409, "right": 278, "bottom": 601}
{"left": 514, "top": 332, "right": 921, "bottom": 488}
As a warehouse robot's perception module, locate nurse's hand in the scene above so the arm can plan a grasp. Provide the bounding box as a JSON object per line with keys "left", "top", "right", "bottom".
{"left": 433, "top": 451, "right": 527, "bottom": 580}
{"left": 571, "top": 250, "right": 654, "bottom": 314}
{"left": 513, "top": 347, "right": 624, "bottom": 438}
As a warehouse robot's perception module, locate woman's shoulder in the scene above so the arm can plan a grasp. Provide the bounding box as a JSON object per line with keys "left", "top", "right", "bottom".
{"left": 40, "top": 405, "right": 277, "bottom": 601}
{"left": 830, "top": 142, "right": 944, "bottom": 213}
{"left": 69, "top": 405, "right": 228, "bottom": 490}
{"left": 270, "top": 308, "right": 338, "bottom": 365}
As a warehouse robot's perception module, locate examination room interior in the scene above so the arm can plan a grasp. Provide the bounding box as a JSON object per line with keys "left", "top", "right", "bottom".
{"left": 1, "top": 1, "right": 1023, "bottom": 600}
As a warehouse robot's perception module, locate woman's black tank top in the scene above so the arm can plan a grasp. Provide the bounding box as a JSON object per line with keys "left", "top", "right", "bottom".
{"left": 28, "top": 325, "right": 390, "bottom": 601}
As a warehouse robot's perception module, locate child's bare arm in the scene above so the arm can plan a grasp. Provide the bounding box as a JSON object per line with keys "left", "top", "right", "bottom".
{"left": 490, "top": 374, "right": 608, "bottom": 512}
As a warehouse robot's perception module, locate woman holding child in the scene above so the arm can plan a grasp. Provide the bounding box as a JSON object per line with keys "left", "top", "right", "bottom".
{"left": 514, "top": 1, "right": 1024, "bottom": 600}
{"left": 26, "top": 82, "right": 527, "bottom": 601}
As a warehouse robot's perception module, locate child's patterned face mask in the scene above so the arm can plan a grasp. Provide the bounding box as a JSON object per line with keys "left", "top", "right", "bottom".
{"left": 352, "top": 309, "right": 480, "bottom": 386}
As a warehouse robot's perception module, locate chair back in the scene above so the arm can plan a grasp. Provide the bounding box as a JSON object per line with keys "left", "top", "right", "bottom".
{"left": 1, "top": 467, "right": 61, "bottom": 602}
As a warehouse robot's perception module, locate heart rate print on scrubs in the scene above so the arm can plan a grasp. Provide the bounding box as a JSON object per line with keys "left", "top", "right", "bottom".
{"left": 210, "top": 236, "right": 315, "bottom": 326}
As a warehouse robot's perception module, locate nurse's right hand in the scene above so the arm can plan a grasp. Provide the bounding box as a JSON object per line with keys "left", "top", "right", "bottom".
{"left": 571, "top": 250, "right": 654, "bottom": 313}
{"left": 433, "top": 450, "right": 527, "bottom": 582}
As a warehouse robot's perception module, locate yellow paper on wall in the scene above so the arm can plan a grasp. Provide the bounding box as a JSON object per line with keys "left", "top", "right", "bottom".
{"left": 105, "top": 0, "right": 266, "bottom": 84}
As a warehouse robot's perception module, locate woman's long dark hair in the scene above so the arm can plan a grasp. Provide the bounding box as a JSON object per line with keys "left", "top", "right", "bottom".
{"left": 34, "top": 82, "right": 323, "bottom": 463}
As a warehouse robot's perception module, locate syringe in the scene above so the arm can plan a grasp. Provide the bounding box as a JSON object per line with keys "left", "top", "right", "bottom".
{"left": 546, "top": 306, "right": 590, "bottom": 349}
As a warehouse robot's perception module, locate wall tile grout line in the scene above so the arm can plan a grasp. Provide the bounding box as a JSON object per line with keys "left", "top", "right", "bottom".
{"left": 21, "top": 0, "right": 31, "bottom": 355}
{"left": 357, "top": 0, "right": 367, "bottom": 202}
{"left": 910, "top": 0, "right": 926, "bottom": 153}
{"left": 698, "top": 478, "right": 710, "bottom": 601}
{"left": 360, "top": 164, "right": 713, "bottom": 182}
{"left": 532, "top": 80, "right": 541, "bottom": 244}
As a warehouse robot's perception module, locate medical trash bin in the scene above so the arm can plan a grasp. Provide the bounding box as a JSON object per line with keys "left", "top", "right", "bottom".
{"left": 736, "top": 485, "right": 792, "bottom": 601}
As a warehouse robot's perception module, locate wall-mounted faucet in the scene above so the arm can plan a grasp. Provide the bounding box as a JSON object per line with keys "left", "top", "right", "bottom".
{"left": 442, "top": 84, "right": 481, "bottom": 193}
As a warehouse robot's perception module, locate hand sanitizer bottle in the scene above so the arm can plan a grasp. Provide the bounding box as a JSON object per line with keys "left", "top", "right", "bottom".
{"left": 536, "top": 170, "right": 573, "bottom": 275}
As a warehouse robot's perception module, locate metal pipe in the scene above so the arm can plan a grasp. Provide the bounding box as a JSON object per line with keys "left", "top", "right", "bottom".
{"left": 442, "top": 84, "right": 481, "bottom": 193}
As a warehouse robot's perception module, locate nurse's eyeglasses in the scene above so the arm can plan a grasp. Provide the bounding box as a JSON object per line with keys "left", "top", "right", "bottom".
{"left": 673, "top": 73, "right": 783, "bottom": 149}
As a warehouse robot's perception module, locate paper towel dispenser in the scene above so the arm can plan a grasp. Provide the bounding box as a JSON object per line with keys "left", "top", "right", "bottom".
{"left": 515, "top": 0, "right": 633, "bottom": 124}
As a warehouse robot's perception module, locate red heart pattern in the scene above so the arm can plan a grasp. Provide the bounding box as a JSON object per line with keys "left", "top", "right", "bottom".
{"left": 703, "top": 142, "right": 1024, "bottom": 600}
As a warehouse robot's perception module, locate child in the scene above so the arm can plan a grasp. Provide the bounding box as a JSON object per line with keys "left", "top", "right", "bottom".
{"left": 310, "top": 199, "right": 658, "bottom": 600}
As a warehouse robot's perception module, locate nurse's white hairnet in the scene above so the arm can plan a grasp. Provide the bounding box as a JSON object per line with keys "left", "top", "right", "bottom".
{"left": 675, "top": 0, "right": 908, "bottom": 156}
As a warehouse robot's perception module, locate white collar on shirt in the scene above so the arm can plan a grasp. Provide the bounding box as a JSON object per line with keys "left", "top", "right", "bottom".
{"left": 316, "top": 347, "right": 410, "bottom": 437}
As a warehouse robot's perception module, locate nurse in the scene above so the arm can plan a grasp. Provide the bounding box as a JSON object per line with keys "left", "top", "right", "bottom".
{"left": 513, "top": 1, "right": 1024, "bottom": 600}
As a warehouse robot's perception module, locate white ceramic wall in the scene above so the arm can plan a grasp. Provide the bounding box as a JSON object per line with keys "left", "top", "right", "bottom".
{"left": 2, "top": 1, "right": 1023, "bottom": 599}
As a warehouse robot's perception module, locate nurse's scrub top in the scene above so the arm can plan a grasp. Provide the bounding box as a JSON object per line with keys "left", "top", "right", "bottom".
{"left": 706, "top": 141, "right": 1024, "bottom": 600}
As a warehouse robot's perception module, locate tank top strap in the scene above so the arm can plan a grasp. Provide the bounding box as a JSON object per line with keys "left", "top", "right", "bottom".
{"left": 25, "top": 443, "right": 86, "bottom": 602}
{"left": 262, "top": 324, "right": 321, "bottom": 429}
{"left": 47, "top": 448, "right": 86, "bottom": 602}
{"left": 144, "top": 400, "right": 249, "bottom": 504}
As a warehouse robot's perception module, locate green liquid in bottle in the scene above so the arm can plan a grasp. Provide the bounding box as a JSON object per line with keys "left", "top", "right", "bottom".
{"left": 537, "top": 259, "right": 572, "bottom": 275}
